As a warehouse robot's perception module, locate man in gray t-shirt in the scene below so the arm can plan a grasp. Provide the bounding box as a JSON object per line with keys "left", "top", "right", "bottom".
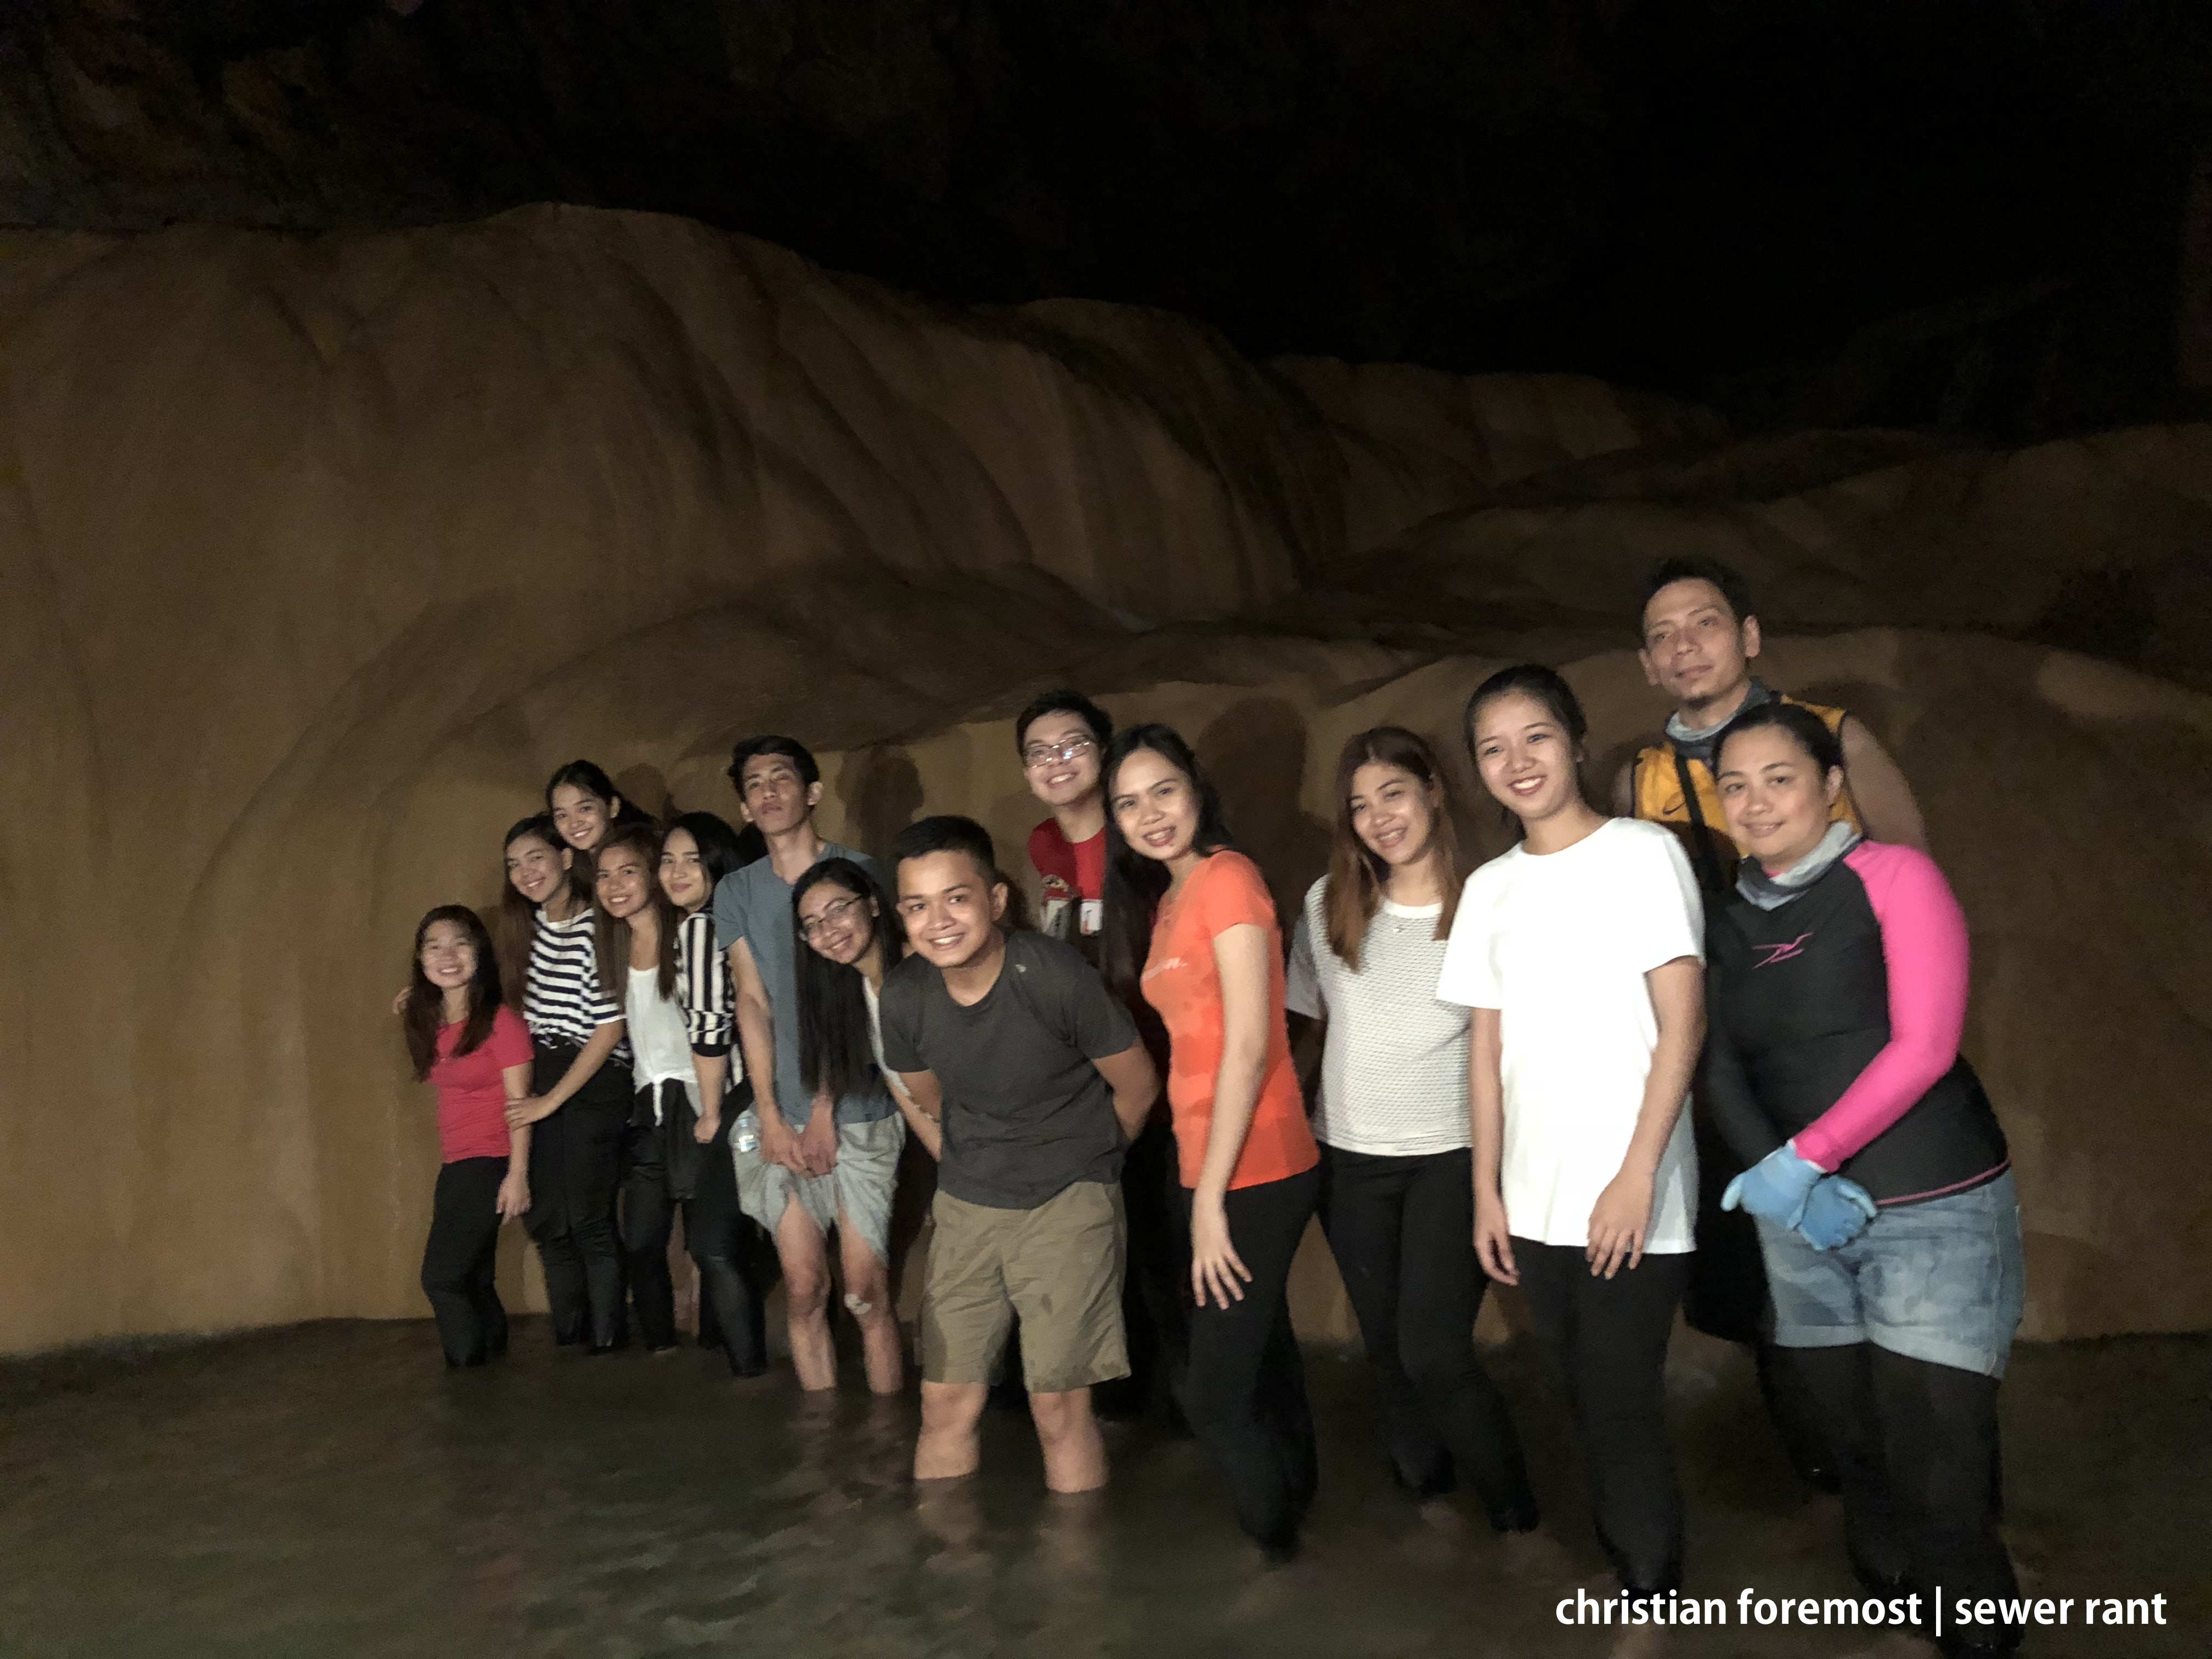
{"left": 878, "top": 814, "right": 1156, "bottom": 1498}
{"left": 709, "top": 735, "right": 904, "bottom": 1398}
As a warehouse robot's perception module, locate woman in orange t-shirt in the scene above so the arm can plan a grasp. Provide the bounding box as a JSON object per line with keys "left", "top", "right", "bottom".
{"left": 1102, "top": 723, "right": 1321, "bottom": 1563}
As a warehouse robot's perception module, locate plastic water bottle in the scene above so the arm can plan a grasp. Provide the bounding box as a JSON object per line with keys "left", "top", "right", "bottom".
{"left": 735, "top": 1120, "right": 760, "bottom": 1155}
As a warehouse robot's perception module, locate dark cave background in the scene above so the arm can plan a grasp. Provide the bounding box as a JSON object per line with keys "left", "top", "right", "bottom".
{"left": 4, "top": 0, "right": 2208, "bottom": 438}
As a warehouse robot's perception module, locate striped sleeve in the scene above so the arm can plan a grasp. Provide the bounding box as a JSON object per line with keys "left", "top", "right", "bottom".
{"left": 678, "top": 908, "right": 736, "bottom": 1059}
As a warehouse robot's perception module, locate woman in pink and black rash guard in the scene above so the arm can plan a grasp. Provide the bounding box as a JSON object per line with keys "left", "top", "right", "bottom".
{"left": 1703, "top": 701, "right": 2023, "bottom": 1659}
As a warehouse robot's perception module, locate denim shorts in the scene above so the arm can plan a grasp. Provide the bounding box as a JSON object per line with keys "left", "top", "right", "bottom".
{"left": 1756, "top": 1171, "right": 2025, "bottom": 1378}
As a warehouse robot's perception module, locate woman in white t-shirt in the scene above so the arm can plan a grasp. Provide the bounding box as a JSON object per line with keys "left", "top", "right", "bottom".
{"left": 592, "top": 821, "right": 716, "bottom": 1354}
{"left": 1437, "top": 664, "right": 1706, "bottom": 1606}
{"left": 1286, "top": 727, "right": 1538, "bottom": 1534}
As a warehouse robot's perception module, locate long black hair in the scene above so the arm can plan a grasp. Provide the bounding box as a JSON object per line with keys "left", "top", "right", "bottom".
{"left": 404, "top": 905, "right": 505, "bottom": 1081}
{"left": 665, "top": 809, "right": 761, "bottom": 901}
{"left": 1099, "top": 723, "right": 1236, "bottom": 996}
{"left": 592, "top": 819, "right": 679, "bottom": 1001}
{"left": 544, "top": 758, "right": 656, "bottom": 838}
{"left": 791, "top": 857, "right": 904, "bottom": 1104}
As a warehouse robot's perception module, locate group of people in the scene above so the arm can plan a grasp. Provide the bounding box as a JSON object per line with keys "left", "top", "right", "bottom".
{"left": 398, "top": 556, "right": 2027, "bottom": 1658}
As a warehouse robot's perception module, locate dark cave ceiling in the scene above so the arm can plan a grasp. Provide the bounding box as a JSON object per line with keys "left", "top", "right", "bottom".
{"left": 4, "top": 0, "right": 2208, "bottom": 435}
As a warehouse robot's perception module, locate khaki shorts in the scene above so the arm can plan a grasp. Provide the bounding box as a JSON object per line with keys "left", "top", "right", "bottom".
{"left": 921, "top": 1181, "right": 1128, "bottom": 1395}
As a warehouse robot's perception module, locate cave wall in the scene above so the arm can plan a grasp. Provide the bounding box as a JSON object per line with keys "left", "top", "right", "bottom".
{"left": 1, "top": 206, "right": 2205, "bottom": 1354}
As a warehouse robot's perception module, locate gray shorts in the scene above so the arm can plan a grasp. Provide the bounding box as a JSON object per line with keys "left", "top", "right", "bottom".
{"left": 731, "top": 1108, "right": 905, "bottom": 1265}
{"left": 1757, "top": 1170, "right": 2025, "bottom": 1378}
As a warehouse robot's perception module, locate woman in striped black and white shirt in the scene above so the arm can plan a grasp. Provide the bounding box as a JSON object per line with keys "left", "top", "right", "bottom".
{"left": 659, "top": 810, "right": 771, "bottom": 1375}
{"left": 500, "top": 813, "right": 632, "bottom": 1352}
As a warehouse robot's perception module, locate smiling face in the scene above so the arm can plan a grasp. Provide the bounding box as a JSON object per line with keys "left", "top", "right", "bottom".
{"left": 418, "top": 919, "right": 478, "bottom": 994}
{"left": 1347, "top": 760, "right": 1438, "bottom": 871}
{"left": 1020, "top": 711, "right": 1103, "bottom": 810}
{"left": 549, "top": 782, "right": 614, "bottom": 853}
{"left": 1716, "top": 725, "right": 1842, "bottom": 872}
{"left": 1470, "top": 690, "right": 1582, "bottom": 826}
{"left": 896, "top": 850, "right": 1007, "bottom": 972}
{"left": 505, "top": 832, "right": 572, "bottom": 907}
{"left": 738, "top": 753, "right": 819, "bottom": 838}
{"left": 1109, "top": 746, "right": 1200, "bottom": 866}
{"left": 798, "top": 878, "right": 877, "bottom": 968}
{"left": 657, "top": 827, "right": 711, "bottom": 913}
{"left": 593, "top": 840, "right": 654, "bottom": 921}
{"left": 1639, "top": 578, "right": 1760, "bottom": 715}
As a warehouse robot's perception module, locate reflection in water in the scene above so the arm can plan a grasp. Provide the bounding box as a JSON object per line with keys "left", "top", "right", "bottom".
{"left": 0, "top": 1320, "right": 2198, "bottom": 1658}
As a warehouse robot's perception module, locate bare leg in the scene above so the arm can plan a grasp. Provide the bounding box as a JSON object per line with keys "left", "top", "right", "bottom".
{"left": 916, "top": 1381, "right": 988, "bottom": 1481}
{"left": 1029, "top": 1387, "right": 1107, "bottom": 1494}
{"left": 775, "top": 1200, "right": 836, "bottom": 1391}
{"left": 837, "top": 1206, "right": 904, "bottom": 1396}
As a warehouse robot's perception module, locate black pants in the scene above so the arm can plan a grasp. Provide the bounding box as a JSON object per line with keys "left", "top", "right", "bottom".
{"left": 1095, "top": 1117, "right": 1191, "bottom": 1418}
{"left": 1320, "top": 1146, "right": 1537, "bottom": 1530}
{"left": 1180, "top": 1165, "right": 1321, "bottom": 1546}
{"left": 1516, "top": 1240, "right": 1689, "bottom": 1593}
{"left": 1792, "top": 1343, "right": 2017, "bottom": 1649}
{"left": 1686, "top": 1108, "right": 1835, "bottom": 1486}
{"left": 620, "top": 1081, "right": 770, "bottom": 1370}
{"left": 421, "top": 1156, "right": 510, "bottom": 1366}
{"left": 687, "top": 1101, "right": 772, "bottom": 1375}
{"left": 525, "top": 1040, "right": 631, "bottom": 1348}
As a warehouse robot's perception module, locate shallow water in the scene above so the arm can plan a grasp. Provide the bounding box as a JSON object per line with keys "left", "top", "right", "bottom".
{"left": 0, "top": 1321, "right": 2202, "bottom": 1657}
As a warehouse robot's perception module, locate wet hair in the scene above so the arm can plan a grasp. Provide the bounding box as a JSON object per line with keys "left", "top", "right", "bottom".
{"left": 1014, "top": 688, "right": 1113, "bottom": 757}
{"left": 1641, "top": 556, "right": 1756, "bottom": 630}
{"left": 544, "top": 759, "right": 655, "bottom": 838}
{"left": 403, "top": 905, "right": 505, "bottom": 1081}
{"left": 1324, "top": 727, "right": 1464, "bottom": 968}
{"left": 1099, "top": 723, "right": 1236, "bottom": 996}
{"left": 663, "top": 810, "right": 761, "bottom": 900}
{"left": 792, "top": 857, "right": 906, "bottom": 1104}
{"left": 726, "top": 735, "right": 820, "bottom": 792}
{"left": 1716, "top": 699, "right": 1846, "bottom": 779}
{"left": 591, "top": 820, "right": 679, "bottom": 1001}
{"left": 1463, "top": 665, "right": 1591, "bottom": 836}
{"left": 499, "top": 814, "right": 590, "bottom": 998}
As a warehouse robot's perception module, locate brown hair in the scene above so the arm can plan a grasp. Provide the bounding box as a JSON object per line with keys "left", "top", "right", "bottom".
{"left": 591, "top": 819, "right": 679, "bottom": 1001}
{"left": 1324, "top": 727, "right": 1464, "bottom": 969}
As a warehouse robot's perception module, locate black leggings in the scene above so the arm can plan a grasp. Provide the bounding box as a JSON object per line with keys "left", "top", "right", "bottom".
{"left": 525, "top": 1040, "right": 631, "bottom": 1348}
{"left": 420, "top": 1156, "right": 509, "bottom": 1366}
{"left": 620, "top": 1082, "right": 770, "bottom": 1371}
{"left": 1097, "top": 1116, "right": 1191, "bottom": 1415}
{"left": 1319, "top": 1146, "right": 1537, "bottom": 1530}
{"left": 686, "top": 1104, "right": 772, "bottom": 1375}
{"left": 1516, "top": 1240, "right": 1689, "bottom": 1593}
{"left": 1180, "top": 1165, "right": 1321, "bottom": 1547}
{"left": 1791, "top": 1342, "right": 2016, "bottom": 1635}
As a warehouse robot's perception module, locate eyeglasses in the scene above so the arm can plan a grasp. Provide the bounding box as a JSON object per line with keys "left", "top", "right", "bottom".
{"left": 1023, "top": 736, "right": 1097, "bottom": 769}
{"left": 798, "top": 894, "right": 867, "bottom": 940}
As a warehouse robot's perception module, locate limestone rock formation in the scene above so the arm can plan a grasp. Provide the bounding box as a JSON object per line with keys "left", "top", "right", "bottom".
{"left": 0, "top": 204, "right": 2204, "bottom": 1352}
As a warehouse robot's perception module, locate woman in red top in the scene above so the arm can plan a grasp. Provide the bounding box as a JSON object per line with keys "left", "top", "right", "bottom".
{"left": 402, "top": 905, "right": 535, "bottom": 1368}
{"left": 1102, "top": 723, "right": 1321, "bottom": 1562}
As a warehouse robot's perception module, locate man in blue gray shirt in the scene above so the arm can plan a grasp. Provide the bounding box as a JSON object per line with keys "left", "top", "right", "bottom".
{"left": 712, "top": 735, "right": 904, "bottom": 1393}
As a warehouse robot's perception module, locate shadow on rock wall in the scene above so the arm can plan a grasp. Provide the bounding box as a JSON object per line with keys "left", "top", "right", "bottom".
{"left": 1, "top": 207, "right": 2207, "bottom": 1353}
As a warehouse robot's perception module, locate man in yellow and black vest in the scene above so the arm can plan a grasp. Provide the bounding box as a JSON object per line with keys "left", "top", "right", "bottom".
{"left": 1612, "top": 556, "right": 1930, "bottom": 1497}
{"left": 1611, "top": 556, "right": 1926, "bottom": 874}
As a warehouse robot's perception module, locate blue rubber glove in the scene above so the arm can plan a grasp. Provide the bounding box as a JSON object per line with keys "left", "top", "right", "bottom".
{"left": 1796, "top": 1175, "right": 1880, "bottom": 1251}
{"left": 1720, "top": 1143, "right": 1826, "bottom": 1229}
